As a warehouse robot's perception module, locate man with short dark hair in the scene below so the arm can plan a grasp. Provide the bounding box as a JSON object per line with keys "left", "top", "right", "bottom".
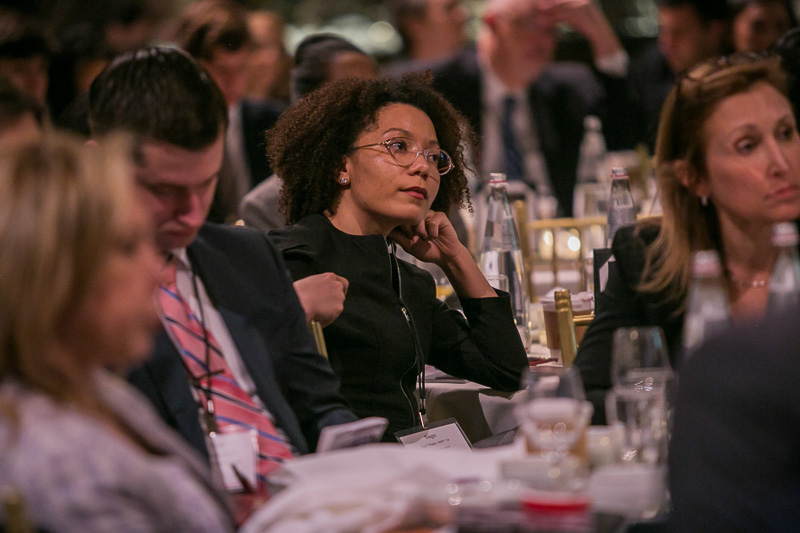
{"left": 387, "top": 0, "right": 470, "bottom": 64}
{"left": 630, "top": 0, "right": 731, "bottom": 147}
{"left": 174, "top": 0, "right": 285, "bottom": 224}
{"left": 88, "top": 47, "right": 357, "bottom": 517}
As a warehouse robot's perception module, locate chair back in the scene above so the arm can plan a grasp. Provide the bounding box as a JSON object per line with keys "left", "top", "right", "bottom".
{"left": 554, "top": 288, "right": 595, "bottom": 366}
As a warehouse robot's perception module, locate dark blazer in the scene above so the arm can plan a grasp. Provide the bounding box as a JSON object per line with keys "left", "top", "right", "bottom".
{"left": 629, "top": 45, "right": 675, "bottom": 151}
{"left": 270, "top": 214, "right": 528, "bottom": 438}
{"left": 429, "top": 48, "right": 644, "bottom": 216}
{"left": 574, "top": 225, "right": 684, "bottom": 425}
{"left": 240, "top": 98, "right": 286, "bottom": 190}
{"left": 670, "top": 308, "right": 800, "bottom": 532}
{"left": 128, "top": 223, "right": 357, "bottom": 458}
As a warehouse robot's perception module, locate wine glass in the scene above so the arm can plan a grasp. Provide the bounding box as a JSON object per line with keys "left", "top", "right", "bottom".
{"left": 516, "top": 367, "right": 590, "bottom": 489}
{"left": 609, "top": 327, "right": 674, "bottom": 465}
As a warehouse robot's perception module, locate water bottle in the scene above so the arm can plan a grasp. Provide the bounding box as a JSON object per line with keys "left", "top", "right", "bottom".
{"left": 605, "top": 167, "right": 636, "bottom": 247}
{"left": 767, "top": 221, "right": 800, "bottom": 316}
{"left": 576, "top": 115, "right": 607, "bottom": 185}
{"left": 681, "top": 250, "right": 732, "bottom": 360}
{"left": 479, "top": 173, "right": 532, "bottom": 348}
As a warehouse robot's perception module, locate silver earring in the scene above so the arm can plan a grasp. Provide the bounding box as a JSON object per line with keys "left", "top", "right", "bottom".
{"left": 340, "top": 177, "right": 348, "bottom": 185}
{"left": 701, "top": 196, "right": 708, "bottom": 207}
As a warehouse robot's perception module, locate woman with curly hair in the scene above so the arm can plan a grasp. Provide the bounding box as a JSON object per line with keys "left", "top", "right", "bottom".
{"left": 268, "top": 74, "right": 528, "bottom": 439}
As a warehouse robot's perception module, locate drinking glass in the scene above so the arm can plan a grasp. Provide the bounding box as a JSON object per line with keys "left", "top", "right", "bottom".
{"left": 609, "top": 327, "right": 674, "bottom": 465}
{"left": 516, "top": 367, "right": 590, "bottom": 490}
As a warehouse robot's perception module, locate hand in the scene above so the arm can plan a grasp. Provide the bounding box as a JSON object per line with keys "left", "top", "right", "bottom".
{"left": 389, "top": 210, "right": 465, "bottom": 268}
{"left": 293, "top": 273, "right": 348, "bottom": 327}
{"left": 538, "top": 0, "right": 622, "bottom": 59}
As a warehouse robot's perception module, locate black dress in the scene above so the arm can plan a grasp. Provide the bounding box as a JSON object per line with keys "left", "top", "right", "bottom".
{"left": 269, "top": 214, "right": 528, "bottom": 438}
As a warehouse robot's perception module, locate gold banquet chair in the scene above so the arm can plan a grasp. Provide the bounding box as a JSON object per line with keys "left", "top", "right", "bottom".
{"left": 524, "top": 215, "right": 606, "bottom": 300}
{"left": 553, "top": 288, "right": 594, "bottom": 367}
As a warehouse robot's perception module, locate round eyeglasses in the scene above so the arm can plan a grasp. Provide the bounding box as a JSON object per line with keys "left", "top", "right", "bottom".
{"left": 352, "top": 137, "right": 454, "bottom": 175}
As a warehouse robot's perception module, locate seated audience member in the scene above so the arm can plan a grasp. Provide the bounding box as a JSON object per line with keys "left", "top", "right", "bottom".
{"left": 0, "top": 133, "right": 234, "bottom": 532}
{"left": 88, "top": 47, "right": 357, "bottom": 517}
{"left": 669, "top": 307, "right": 800, "bottom": 530}
{"left": 244, "top": 9, "right": 291, "bottom": 104}
{"left": 174, "top": 0, "right": 286, "bottom": 223}
{"left": 240, "top": 33, "right": 378, "bottom": 234}
{"left": 0, "top": 77, "right": 44, "bottom": 146}
{"left": 428, "top": 0, "right": 643, "bottom": 215}
{"left": 731, "top": 0, "right": 796, "bottom": 53}
{"left": 630, "top": 0, "right": 731, "bottom": 148}
{"left": 268, "top": 74, "right": 528, "bottom": 439}
{"left": 574, "top": 53, "right": 800, "bottom": 424}
{"left": 0, "top": 9, "right": 53, "bottom": 108}
{"left": 383, "top": 0, "right": 471, "bottom": 75}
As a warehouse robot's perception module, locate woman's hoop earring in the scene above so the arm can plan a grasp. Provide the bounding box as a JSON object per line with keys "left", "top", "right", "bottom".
{"left": 701, "top": 196, "right": 708, "bottom": 207}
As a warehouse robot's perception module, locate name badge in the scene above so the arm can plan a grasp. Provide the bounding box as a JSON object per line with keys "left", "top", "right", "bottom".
{"left": 210, "top": 430, "right": 258, "bottom": 492}
{"left": 394, "top": 417, "right": 472, "bottom": 450}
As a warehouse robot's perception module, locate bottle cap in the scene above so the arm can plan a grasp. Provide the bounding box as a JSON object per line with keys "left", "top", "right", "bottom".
{"left": 583, "top": 115, "right": 601, "bottom": 131}
{"left": 610, "top": 167, "right": 628, "bottom": 180}
{"left": 772, "top": 221, "right": 799, "bottom": 247}
{"left": 489, "top": 172, "right": 507, "bottom": 184}
{"left": 691, "top": 249, "right": 723, "bottom": 278}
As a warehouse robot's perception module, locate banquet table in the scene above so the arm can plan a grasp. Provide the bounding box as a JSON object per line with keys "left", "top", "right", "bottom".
{"left": 422, "top": 343, "right": 552, "bottom": 444}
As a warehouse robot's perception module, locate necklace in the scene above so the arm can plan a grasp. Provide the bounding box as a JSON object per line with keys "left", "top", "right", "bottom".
{"left": 728, "top": 275, "right": 768, "bottom": 289}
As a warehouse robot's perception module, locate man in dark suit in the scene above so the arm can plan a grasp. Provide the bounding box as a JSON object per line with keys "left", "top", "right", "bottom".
{"left": 630, "top": 0, "right": 730, "bottom": 149}
{"left": 88, "top": 47, "right": 357, "bottom": 464}
{"left": 669, "top": 309, "right": 800, "bottom": 531}
{"left": 429, "top": 0, "right": 643, "bottom": 216}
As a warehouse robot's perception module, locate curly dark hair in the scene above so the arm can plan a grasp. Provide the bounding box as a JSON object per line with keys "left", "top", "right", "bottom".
{"left": 267, "top": 72, "right": 476, "bottom": 225}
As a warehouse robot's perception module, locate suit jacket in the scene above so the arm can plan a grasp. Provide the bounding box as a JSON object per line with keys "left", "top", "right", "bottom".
{"left": 207, "top": 99, "right": 286, "bottom": 224}
{"left": 669, "top": 308, "right": 800, "bottom": 531}
{"left": 240, "top": 98, "right": 286, "bottom": 190}
{"left": 0, "top": 371, "right": 234, "bottom": 532}
{"left": 629, "top": 45, "right": 675, "bottom": 151}
{"left": 128, "top": 223, "right": 357, "bottom": 458}
{"left": 429, "top": 48, "right": 644, "bottom": 216}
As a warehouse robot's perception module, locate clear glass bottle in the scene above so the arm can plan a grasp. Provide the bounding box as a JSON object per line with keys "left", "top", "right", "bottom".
{"left": 681, "top": 250, "right": 732, "bottom": 359}
{"left": 480, "top": 173, "right": 532, "bottom": 348}
{"left": 605, "top": 167, "right": 636, "bottom": 247}
{"left": 767, "top": 221, "right": 800, "bottom": 316}
{"left": 576, "top": 115, "right": 607, "bottom": 185}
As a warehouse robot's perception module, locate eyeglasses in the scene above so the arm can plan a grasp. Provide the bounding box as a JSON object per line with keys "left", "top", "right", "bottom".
{"left": 352, "top": 137, "right": 454, "bottom": 175}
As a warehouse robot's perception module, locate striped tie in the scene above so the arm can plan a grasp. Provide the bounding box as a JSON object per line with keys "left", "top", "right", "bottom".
{"left": 502, "top": 95, "right": 526, "bottom": 183}
{"left": 157, "top": 260, "right": 293, "bottom": 491}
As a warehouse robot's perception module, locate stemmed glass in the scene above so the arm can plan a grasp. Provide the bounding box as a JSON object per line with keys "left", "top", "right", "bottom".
{"left": 608, "top": 327, "right": 674, "bottom": 464}
{"left": 516, "top": 367, "right": 590, "bottom": 489}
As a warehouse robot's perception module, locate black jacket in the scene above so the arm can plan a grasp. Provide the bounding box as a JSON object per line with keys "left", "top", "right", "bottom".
{"left": 270, "top": 214, "right": 528, "bottom": 438}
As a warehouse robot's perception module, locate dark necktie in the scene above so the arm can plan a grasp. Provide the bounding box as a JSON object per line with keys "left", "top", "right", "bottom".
{"left": 502, "top": 95, "right": 525, "bottom": 183}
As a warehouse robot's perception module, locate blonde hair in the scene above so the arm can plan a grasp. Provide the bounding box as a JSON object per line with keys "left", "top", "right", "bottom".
{"left": 640, "top": 54, "right": 788, "bottom": 309}
{"left": 0, "top": 133, "right": 133, "bottom": 404}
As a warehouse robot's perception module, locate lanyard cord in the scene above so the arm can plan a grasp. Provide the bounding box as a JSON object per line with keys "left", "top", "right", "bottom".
{"left": 185, "top": 251, "right": 220, "bottom": 434}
